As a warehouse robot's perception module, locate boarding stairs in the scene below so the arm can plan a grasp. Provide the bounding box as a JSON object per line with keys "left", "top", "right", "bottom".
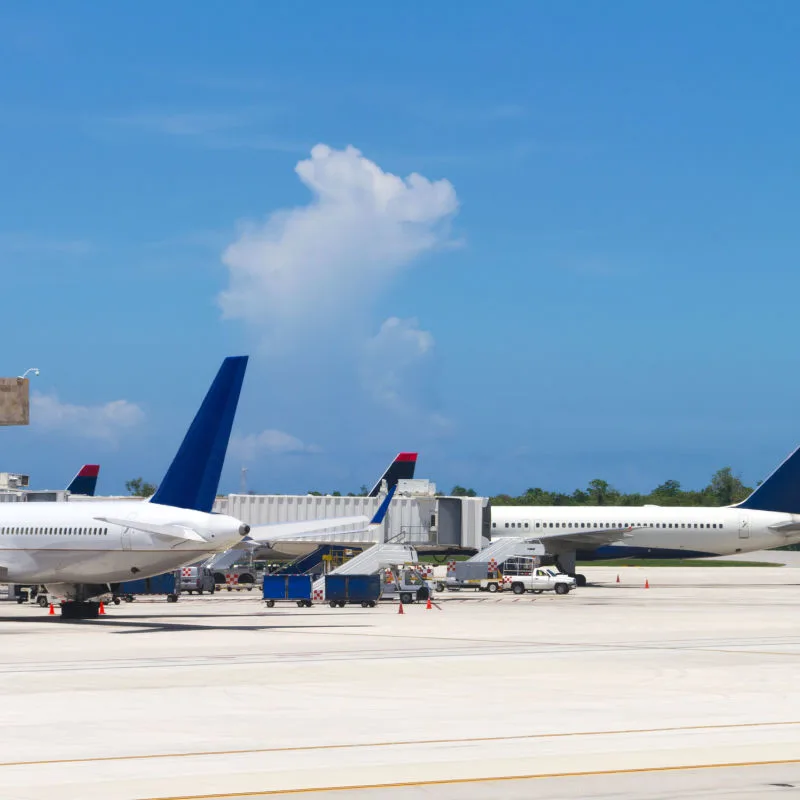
{"left": 461, "top": 537, "right": 544, "bottom": 569}
{"left": 271, "top": 545, "right": 350, "bottom": 576}
{"left": 311, "top": 542, "right": 418, "bottom": 601}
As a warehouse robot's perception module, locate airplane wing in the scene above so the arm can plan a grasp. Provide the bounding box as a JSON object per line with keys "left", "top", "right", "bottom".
{"left": 93, "top": 516, "right": 207, "bottom": 542}
{"left": 247, "top": 485, "right": 396, "bottom": 545}
{"left": 533, "top": 526, "right": 633, "bottom": 552}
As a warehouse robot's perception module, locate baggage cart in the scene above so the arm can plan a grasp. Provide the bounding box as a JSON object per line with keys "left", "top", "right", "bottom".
{"left": 262, "top": 574, "right": 313, "bottom": 608}
{"left": 325, "top": 574, "right": 381, "bottom": 608}
{"left": 116, "top": 573, "right": 180, "bottom": 603}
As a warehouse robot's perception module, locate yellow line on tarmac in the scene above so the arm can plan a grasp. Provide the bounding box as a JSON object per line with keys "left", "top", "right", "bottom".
{"left": 1, "top": 720, "right": 798, "bottom": 769}
{"left": 142, "top": 757, "right": 800, "bottom": 799}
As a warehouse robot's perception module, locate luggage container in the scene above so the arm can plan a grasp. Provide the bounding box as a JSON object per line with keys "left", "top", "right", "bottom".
{"left": 262, "top": 574, "right": 313, "bottom": 608}
{"left": 325, "top": 574, "right": 381, "bottom": 608}
{"left": 116, "top": 573, "right": 179, "bottom": 603}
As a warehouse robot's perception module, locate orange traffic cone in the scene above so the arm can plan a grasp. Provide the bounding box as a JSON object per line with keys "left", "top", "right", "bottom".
{"left": 426, "top": 596, "right": 432, "bottom": 610}
{"left": 48, "top": 603, "right": 54, "bottom": 615}
{"left": 99, "top": 602, "right": 105, "bottom": 615}
{"left": 644, "top": 579, "right": 650, "bottom": 589}
{"left": 616, "top": 574, "right": 620, "bottom": 584}
{"left": 398, "top": 602, "right": 404, "bottom": 615}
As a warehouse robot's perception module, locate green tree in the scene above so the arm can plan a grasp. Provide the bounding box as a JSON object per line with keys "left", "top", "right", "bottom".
{"left": 708, "top": 467, "right": 751, "bottom": 506}
{"left": 450, "top": 485, "right": 477, "bottom": 497}
{"left": 587, "top": 479, "right": 618, "bottom": 505}
{"left": 125, "top": 477, "right": 156, "bottom": 498}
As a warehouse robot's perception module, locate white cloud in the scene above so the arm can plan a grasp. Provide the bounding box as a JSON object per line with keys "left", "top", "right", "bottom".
{"left": 218, "top": 144, "right": 459, "bottom": 345}
{"left": 362, "top": 317, "right": 453, "bottom": 432}
{"left": 230, "top": 429, "right": 321, "bottom": 462}
{"left": 32, "top": 392, "right": 144, "bottom": 443}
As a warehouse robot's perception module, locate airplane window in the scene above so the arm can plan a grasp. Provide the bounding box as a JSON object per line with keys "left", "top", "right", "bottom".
{"left": 549, "top": 523, "right": 553, "bottom": 528}
{"left": 713, "top": 524, "right": 717, "bottom": 529}
{"left": 681, "top": 524, "right": 685, "bottom": 528}
{"left": 505, "top": 523, "right": 509, "bottom": 528}
{"left": 511, "top": 523, "right": 515, "bottom": 528}
{"left": 536, "top": 523, "right": 540, "bottom": 528}
{"left": 524, "top": 522, "right": 529, "bottom": 528}
{"left": 492, "top": 522, "right": 496, "bottom": 528}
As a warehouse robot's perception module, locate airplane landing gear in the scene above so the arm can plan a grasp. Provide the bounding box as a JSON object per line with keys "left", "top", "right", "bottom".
{"left": 575, "top": 573, "right": 587, "bottom": 587}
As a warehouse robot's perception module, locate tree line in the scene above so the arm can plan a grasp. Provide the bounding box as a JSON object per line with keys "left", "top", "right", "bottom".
{"left": 451, "top": 466, "right": 755, "bottom": 507}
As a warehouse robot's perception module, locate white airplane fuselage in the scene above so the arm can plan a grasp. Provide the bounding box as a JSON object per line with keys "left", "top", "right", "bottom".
{"left": 0, "top": 501, "right": 245, "bottom": 585}
{"left": 491, "top": 505, "right": 800, "bottom": 558}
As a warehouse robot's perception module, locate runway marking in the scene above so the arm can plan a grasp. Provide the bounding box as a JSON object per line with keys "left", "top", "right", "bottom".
{"left": 2, "top": 720, "right": 799, "bottom": 769}
{"left": 139, "top": 757, "right": 800, "bottom": 799}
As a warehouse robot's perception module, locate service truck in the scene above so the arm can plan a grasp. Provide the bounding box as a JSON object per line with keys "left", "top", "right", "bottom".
{"left": 505, "top": 567, "right": 576, "bottom": 595}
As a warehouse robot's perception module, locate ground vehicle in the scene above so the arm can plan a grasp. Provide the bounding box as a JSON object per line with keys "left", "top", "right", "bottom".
{"left": 177, "top": 566, "right": 216, "bottom": 595}
{"left": 506, "top": 567, "right": 576, "bottom": 595}
{"left": 325, "top": 574, "right": 381, "bottom": 608}
{"left": 213, "top": 569, "right": 257, "bottom": 591}
{"left": 116, "top": 573, "right": 180, "bottom": 603}
{"left": 380, "top": 566, "right": 434, "bottom": 604}
{"left": 263, "top": 574, "right": 313, "bottom": 608}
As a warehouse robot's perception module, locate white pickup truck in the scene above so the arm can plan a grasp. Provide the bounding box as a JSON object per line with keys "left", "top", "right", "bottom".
{"left": 507, "top": 567, "right": 576, "bottom": 595}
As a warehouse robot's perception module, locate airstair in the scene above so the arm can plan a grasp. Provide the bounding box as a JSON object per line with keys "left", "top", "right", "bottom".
{"left": 311, "top": 542, "right": 418, "bottom": 600}
{"left": 465, "top": 537, "right": 544, "bottom": 567}
{"left": 271, "top": 545, "right": 350, "bottom": 576}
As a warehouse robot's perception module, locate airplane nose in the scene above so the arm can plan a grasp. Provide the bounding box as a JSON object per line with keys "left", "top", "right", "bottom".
{"left": 239, "top": 523, "right": 251, "bottom": 536}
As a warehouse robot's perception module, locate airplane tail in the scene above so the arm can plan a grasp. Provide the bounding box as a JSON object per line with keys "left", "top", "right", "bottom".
{"left": 368, "top": 452, "right": 417, "bottom": 497}
{"left": 66, "top": 465, "right": 100, "bottom": 496}
{"left": 370, "top": 484, "right": 397, "bottom": 524}
{"left": 150, "top": 356, "right": 248, "bottom": 513}
{"left": 736, "top": 445, "right": 800, "bottom": 514}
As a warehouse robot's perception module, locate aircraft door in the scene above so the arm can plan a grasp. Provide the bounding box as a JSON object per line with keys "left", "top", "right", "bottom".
{"left": 121, "top": 527, "right": 132, "bottom": 550}
{"left": 739, "top": 516, "right": 750, "bottom": 539}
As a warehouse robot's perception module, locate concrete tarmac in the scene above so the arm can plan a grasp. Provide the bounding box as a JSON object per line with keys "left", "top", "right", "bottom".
{"left": 2, "top": 565, "right": 800, "bottom": 799}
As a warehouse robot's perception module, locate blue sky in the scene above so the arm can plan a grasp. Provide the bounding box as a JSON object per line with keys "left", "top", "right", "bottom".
{"left": 1, "top": 1, "right": 799, "bottom": 497}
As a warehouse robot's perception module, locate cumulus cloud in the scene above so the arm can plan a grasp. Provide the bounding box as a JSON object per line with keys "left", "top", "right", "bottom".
{"left": 362, "top": 317, "right": 453, "bottom": 432}
{"left": 230, "top": 429, "right": 321, "bottom": 462}
{"left": 32, "top": 392, "right": 144, "bottom": 443}
{"left": 218, "top": 144, "right": 458, "bottom": 344}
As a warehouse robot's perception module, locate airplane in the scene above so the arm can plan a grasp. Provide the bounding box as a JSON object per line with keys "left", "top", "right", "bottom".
{"left": 490, "top": 445, "right": 800, "bottom": 586}
{"left": 66, "top": 464, "right": 100, "bottom": 496}
{"left": 0, "top": 356, "right": 374, "bottom": 619}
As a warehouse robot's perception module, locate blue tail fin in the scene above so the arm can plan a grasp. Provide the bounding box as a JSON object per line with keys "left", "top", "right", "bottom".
{"left": 67, "top": 464, "right": 99, "bottom": 496}
{"left": 737, "top": 445, "right": 800, "bottom": 514}
{"left": 150, "top": 356, "right": 248, "bottom": 513}
{"left": 370, "top": 484, "right": 397, "bottom": 524}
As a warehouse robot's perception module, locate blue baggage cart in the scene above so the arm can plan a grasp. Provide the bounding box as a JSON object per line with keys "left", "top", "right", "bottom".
{"left": 262, "top": 574, "right": 313, "bottom": 608}
{"left": 116, "top": 573, "right": 179, "bottom": 603}
{"left": 325, "top": 574, "right": 381, "bottom": 608}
